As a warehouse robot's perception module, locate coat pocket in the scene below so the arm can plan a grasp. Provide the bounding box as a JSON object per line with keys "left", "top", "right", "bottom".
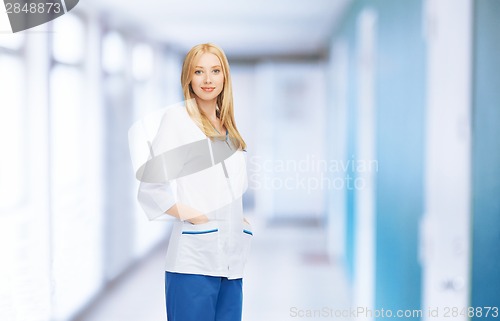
{"left": 182, "top": 228, "right": 219, "bottom": 235}
{"left": 177, "top": 221, "right": 221, "bottom": 271}
{"left": 241, "top": 220, "right": 253, "bottom": 262}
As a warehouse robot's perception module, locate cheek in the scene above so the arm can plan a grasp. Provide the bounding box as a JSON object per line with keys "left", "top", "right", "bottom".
{"left": 216, "top": 78, "right": 224, "bottom": 91}
{"left": 217, "top": 75, "right": 225, "bottom": 86}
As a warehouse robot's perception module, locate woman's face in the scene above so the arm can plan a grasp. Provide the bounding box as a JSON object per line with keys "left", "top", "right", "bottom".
{"left": 190, "top": 52, "right": 224, "bottom": 103}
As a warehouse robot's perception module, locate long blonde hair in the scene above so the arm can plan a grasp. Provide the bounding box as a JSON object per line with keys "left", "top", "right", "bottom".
{"left": 181, "top": 43, "right": 247, "bottom": 150}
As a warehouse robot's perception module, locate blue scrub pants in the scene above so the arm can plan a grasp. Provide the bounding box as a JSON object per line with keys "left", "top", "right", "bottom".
{"left": 165, "top": 272, "right": 243, "bottom": 321}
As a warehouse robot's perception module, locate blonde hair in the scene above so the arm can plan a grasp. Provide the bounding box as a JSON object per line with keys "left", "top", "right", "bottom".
{"left": 181, "top": 43, "right": 247, "bottom": 150}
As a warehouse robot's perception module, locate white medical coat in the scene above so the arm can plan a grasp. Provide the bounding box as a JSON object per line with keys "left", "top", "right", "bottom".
{"left": 132, "top": 103, "right": 252, "bottom": 279}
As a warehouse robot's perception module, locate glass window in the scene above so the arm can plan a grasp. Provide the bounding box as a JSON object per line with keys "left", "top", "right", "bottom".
{"left": 0, "top": 36, "right": 51, "bottom": 321}
{"left": 50, "top": 65, "right": 85, "bottom": 189}
{"left": 132, "top": 42, "right": 154, "bottom": 81}
{"left": 0, "top": 55, "right": 25, "bottom": 208}
{"left": 52, "top": 14, "right": 85, "bottom": 64}
{"left": 102, "top": 31, "right": 127, "bottom": 74}
{"left": 50, "top": 16, "right": 104, "bottom": 320}
{"left": 0, "top": 33, "right": 24, "bottom": 50}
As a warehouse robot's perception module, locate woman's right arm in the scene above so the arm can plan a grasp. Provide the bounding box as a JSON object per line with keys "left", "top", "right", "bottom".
{"left": 136, "top": 106, "right": 209, "bottom": 224}
{"left": 165, "top": 203, "right": 209, "bottom": 225}
{"left": 137, "top": 181, "right": 208, "bottom": 224}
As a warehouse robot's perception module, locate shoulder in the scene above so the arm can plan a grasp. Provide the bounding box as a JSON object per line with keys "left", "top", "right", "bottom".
{"left": 153, "top": 102, "right": 204, "bottom": 153}
{"left": 160, "top": 103, "right": 190, "bottom": 126}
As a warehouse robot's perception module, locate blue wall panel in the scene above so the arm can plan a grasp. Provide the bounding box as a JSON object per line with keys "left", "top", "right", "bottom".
{"left": 332, "top": 1, "right": 361, "bottom": 282}
{"left": 345, "top": 17, "right": 358, "bottom": 283}
{"left": 471, "top": 0, "right": 500, "bottom": 316}
{"left": 329, "top": 1, "right": 425, "bottom": 314}
{"left": 373, "top": 0, "right": 425, "bottom": 317}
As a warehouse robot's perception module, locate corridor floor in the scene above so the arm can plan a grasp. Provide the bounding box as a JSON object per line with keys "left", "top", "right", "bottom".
{"left": 76, "top": 214, "right": 351, "bottom": 321}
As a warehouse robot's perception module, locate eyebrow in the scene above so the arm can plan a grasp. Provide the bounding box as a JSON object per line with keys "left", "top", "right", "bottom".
{"left": 194, "top": 65, "right": 222, "bottom": 69}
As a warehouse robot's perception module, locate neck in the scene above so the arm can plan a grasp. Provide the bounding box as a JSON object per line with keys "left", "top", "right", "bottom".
{"left": 196, "top": 98, "right": 218, "bottom": 121}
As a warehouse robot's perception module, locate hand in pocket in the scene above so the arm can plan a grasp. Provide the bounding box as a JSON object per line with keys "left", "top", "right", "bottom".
{"left": 188, "top": 214, "right": 209, "bottom": 225}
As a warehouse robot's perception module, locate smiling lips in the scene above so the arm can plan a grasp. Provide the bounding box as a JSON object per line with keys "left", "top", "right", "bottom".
{"left": 201, "top": 87, "right": 215, "bottom": 92}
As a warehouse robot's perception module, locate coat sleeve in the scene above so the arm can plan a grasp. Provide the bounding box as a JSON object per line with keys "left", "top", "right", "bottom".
{"left": 135, "top": 106, "right": 182, "bottom": 221}
{"left": 137, "top": 180, "right": 177, "bottom": 221}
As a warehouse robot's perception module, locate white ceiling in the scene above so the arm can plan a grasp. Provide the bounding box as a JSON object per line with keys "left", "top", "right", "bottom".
{"left": 85, "top": 0, "right": 352, "bottom": 59}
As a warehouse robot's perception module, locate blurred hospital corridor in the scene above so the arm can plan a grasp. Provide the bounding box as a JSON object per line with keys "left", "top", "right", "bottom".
{"left": 1, "top": 0, "right": 500, "bottom": 320}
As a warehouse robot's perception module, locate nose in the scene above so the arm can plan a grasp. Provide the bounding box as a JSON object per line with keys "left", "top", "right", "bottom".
{"left": 204, "top": 73, "right": 212, "bottom": 84}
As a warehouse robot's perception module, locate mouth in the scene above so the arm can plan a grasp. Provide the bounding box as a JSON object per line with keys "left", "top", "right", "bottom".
{"left": 201, "top": 87, "right": 215, "bottom": 92}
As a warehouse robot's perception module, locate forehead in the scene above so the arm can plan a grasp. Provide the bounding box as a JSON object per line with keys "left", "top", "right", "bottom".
{"left": 194, "top": 52, "right": 221, "bottom": 67}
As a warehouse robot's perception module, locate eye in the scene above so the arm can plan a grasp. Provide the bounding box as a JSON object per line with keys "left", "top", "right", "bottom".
{"left": 213, "top": 69, "right": 221, "bottom": 74}
{"left": 194, "top": 70, "right": 203, "bottom": 75}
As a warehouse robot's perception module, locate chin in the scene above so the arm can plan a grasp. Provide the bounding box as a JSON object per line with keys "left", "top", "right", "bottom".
{"left": 195, "top": 93, "right": 219, "bottom": 102}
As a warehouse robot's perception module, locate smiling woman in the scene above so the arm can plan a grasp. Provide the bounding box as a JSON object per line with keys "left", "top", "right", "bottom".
{"left": 134, "top": 43, "right": 251, "bottom": 321}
